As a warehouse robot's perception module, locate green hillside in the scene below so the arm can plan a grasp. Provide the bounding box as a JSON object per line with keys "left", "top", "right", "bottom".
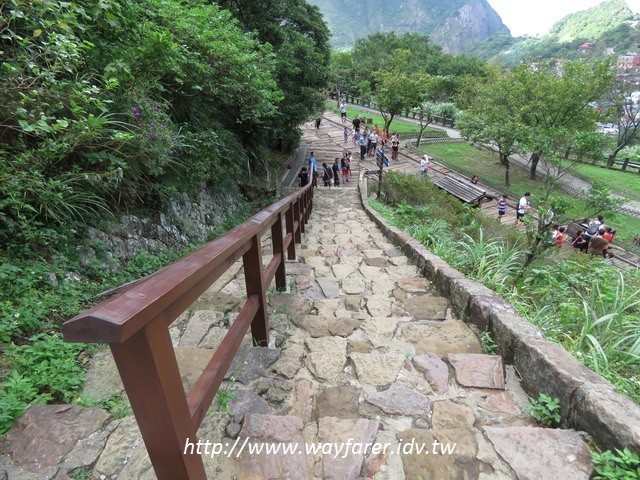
{"left": 473, "top": 0, "right": 639, "bottom": 65}
{"left": 550, "top": 0, "right": 634, "bottom": 42}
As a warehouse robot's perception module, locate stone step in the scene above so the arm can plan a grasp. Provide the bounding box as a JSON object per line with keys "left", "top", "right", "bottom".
{"left": 0, "top": 114, "right": 596, "bottom": 479}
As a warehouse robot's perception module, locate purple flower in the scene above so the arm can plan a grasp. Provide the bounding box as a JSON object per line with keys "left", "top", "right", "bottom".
{"left": 148, "top": 130, "right": 155, "bottom": 138}
{"left": 152, "top": 105, "right": 158, "bottom": 112}
{"left": 132, "top": 107, "right": 141, "bottom": 119}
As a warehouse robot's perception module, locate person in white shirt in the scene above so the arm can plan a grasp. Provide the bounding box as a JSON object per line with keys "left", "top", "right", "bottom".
{"left": 340, "top": 100, "right": 347, "bottom": 122}
{"left": 515, "top": 192, "right": 531, "bottom": 229}
{"left": 420, "top": 155, "right": 431, "bottom": 174}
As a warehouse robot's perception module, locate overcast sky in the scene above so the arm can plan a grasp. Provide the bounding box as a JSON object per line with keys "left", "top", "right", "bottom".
{"left": 487, "top": 0, "right": 616, "bottom": 37}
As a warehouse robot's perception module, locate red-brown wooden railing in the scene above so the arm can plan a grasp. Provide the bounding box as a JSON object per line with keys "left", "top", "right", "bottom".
{"left": 62, "top": 182, "right": 314, "bottom": 479}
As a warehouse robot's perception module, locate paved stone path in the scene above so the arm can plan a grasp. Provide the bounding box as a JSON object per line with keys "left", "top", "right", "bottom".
{"left": 0, "top": 117, "right": 595, "bottom": 479}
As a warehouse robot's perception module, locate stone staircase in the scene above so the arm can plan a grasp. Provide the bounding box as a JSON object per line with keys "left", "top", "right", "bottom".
{"left": 0, "top": 114, "right": 596, "bottom": 480}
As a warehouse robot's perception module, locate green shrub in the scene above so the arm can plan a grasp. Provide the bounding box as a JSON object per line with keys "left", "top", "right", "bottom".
{"left": 526, "top": 393, "right": 561, "bottom": 427}
{"left": 0, "top": 334, "right": 87, "bottom": 434}
{"left": 591, "top": 448, "right": 640, "bottom": 480}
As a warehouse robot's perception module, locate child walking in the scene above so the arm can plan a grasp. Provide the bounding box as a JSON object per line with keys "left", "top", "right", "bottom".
{"left": 497, "top": 194, "right": 507, "bottom": 221}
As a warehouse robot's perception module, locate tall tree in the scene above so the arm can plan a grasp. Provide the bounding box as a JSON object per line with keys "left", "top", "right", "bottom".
{"left": 375, "top": 51, "right": 427, "bottom": 132}
{"left": 214, "top": 0, "right": 331, "bottom": 146}
{"left": 457, "top": 68, "right": 525, "bottom": 186}
{"left": 603, "top": 76, "right": 640, "bottom": 161}
{"left": 517, "top": 59, "right": 614, "bottom": 179}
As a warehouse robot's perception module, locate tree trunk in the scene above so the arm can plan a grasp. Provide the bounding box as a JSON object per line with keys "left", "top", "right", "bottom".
{"left": 529, "top": 152, "right": 540, "bottom": 180}
{"left": 385, "top": 113, "right": 395, "bottom": 133}
{"left": 500, "top": 152, "right": 511, "bottom": 187}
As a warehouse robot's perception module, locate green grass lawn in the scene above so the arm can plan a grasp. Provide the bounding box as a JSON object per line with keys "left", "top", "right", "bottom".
{"left": 324, "top": 101, "right": 447, "bottom": 138}
{"left": 572, "top": 162, "right": 640, "bottom": 199}
{"left": 420, "top": 142, "right": 640, "bottom": 245}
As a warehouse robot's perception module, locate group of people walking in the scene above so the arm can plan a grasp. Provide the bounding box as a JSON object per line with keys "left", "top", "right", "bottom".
{"left": 299, "top": 151, "right": 352, "bottom": 188}
{"left": 309, "top": 105, "right": 622, "bottom": 265}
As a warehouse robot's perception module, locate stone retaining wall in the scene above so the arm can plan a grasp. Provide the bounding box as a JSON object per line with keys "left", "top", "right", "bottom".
{"left": 358, "top": 174, "right": 640, "bottom": 453}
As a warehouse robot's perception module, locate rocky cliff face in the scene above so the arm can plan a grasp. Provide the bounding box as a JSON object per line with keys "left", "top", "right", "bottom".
{"left": 308, "top": 0, "right": 510, "bottom": 53}
{"left": 78, "top": 189, "right": 244, "bottom": 270}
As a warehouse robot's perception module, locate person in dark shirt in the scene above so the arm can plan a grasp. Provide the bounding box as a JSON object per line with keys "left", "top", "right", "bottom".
{"left": 298, "top": 167, "right": 309, "bottom": 187}
{"left": 332, "top": 158, "right": 341, "bottom": 187}
{"left": 352, "top": 115, "right": 361, "bottom": 133}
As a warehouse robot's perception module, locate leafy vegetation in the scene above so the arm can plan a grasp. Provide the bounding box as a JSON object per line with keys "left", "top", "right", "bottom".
{"left": 474, "top": 0, "right": 638, "bottom": 65}
{"left": 591, "top": 448, "right": 640, "bottom": 479}
{"left": 526, "top": 393, "right": 562, "bottom": 427}
{"left": 419, "top": 142, "right": 640, "bottom": 246}
{"left": 0, "top": 334, "right": 89, "bottom": 434}
{"left": 0, "top": 0, "right": 330, "bottom": 434}
{"left": 331, "top": 32, "right": 486, "bottom": 101}
{"left": 370, "top": 171, "right": 640, "bottom": 403}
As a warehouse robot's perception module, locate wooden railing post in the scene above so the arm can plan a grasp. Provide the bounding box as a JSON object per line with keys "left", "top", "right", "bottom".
{"left": 297, "top": 197, "right": 306, "bottom": 235}
{"left": 110, "top": 318, "right": 205, "bottom": 480}
{"left": 271, "top": 213, "right": 287, "bottom": 291}
{"left": 293, "top": 200, "right": 302, "bottom": 244}
{"left": 285, "top": 205, "right": 296, "bottom": 260}
{"left": 243, "top": 235, "right": 269, "bottom": 346}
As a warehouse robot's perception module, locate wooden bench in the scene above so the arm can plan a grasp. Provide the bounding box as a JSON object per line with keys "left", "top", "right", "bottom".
{"left": 566, "top": 218, "right": 588, "bottom": 240}
{"left": 434, "top": 175, "right": 486, "bottom": 204}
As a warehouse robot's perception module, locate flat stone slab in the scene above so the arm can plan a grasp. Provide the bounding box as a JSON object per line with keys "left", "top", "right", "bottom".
{"left": 364, "top": 296, "right": 393, "bottom": 317}
{"left": 293, "top": 315, "right": 359, "bottom": 338}
{"left": 288, "top": 379, "right": 315, "bottom": 423}
{"left": 285, "top": 262, "right": 313, "bottom": 276}
{"left": 361, "top": 317, "right": 399, "bottom": 347}
{"left": 176, "top": 347, "right": 219, "bottom": 392}
{"left": 342, "top": 273, "right": 366, "bottom": 294}
{"left": 366, "top": 385, "right": 430, "bottom": 416}
{"left": 484, "top": 426, "right": 593, "bottom": 480}
{"left": 402, "top": 321, "right": 482, "bottom": 356}
{"left": 315, "top": 385, "right": 361, "bottom": 419}
{"left": 271, "top": 344, "right": 304, "bottom": 379}
{"left": 398, "top": 428, "right": 479, "bottom": 479}
{"left": 401, "top": 296, "right": 449, "bottom": 320}
{"left": 94, "top": 415, "right": 152, "bottom": 479}
{"left": 364, "top": 257, "right": 387, "bottom": 267}
{"left": 267, "top": 293, "right": 312, "bottom": 320}
{"left": 179, "top": 310, "right": 219, "bottom": 346}
{"left": 332, "top": 264, "right": 358, "bottom": 280}
{"left": 228, "top": 347, "right": 281, "bottom": 385}
{"left": 431, "top": 401, "right": 475, "bottom": 429}
{"left": 449, "top": 354, "right": 505, "bottom": 390}
{"left": 305, "top": 351, "right": 347, "bottom": 382}
{"left": 192, "top": 290, "right": 240, "bottom": 312}
{"left": 227, "top": 389, "right": 273, "bottom": 423}
{"left": 479, "top": 391, "right": 524, "bottom": 416}
{"left": 1, "top": 405, "right": 111, "bottom": 474}
{"left": 306, "top": 336, "right": 347, "bottom": 353}
{"left": 317, "top": 276, "right": 341, "bottom": 298}
{"left": 236, "top": 414, "right": 309, "bottom": 479}
{"left": 81, "top": 348, "right": 124, "bottom": 402}
{"left": 351, "top": 352, "right": 405, "bottom": 387}
{"left": 397, "top": 277, "right": 430, "bottom": 293}
{"left": 412, "top": 354, "right": 449, "bottom": 393}
{"left": 317, "top": 417, "right": 379, "bottom": 480}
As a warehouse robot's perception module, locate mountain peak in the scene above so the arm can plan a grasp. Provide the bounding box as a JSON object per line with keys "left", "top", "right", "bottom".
{"left": 307, "top": 0, "right": 509, "bottom": 53}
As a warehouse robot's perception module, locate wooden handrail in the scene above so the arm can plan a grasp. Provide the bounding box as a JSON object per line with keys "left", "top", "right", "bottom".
{"left": 62, "top": 181, "right": 314, "bottom": 480}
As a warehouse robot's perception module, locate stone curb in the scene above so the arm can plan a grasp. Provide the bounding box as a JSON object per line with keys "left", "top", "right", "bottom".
{"left": 358, "top": 173, "right": 640, "bottom": 452}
